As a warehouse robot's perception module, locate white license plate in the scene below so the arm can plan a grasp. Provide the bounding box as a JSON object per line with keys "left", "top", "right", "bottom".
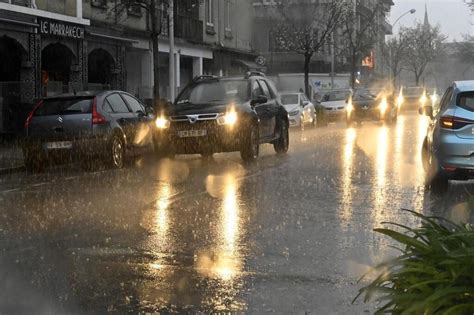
{"left": 45, "top": 141, "right": 73, "bottom": 149}
{"left": 178, "top": 130, "right": 207, "bottom": 138}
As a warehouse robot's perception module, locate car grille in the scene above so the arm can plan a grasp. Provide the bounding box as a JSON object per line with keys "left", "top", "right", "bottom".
{"left": 170, "top": 113, "right": 220, "bottom": 122}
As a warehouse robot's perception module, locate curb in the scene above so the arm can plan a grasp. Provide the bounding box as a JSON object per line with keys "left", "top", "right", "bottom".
{"left": 0, "top": 165, "right": 26, "bottom": 175}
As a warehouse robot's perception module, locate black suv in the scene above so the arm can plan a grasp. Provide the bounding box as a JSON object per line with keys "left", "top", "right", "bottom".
{"left": 153, "top": 74, "right": 289, "bottom": 161}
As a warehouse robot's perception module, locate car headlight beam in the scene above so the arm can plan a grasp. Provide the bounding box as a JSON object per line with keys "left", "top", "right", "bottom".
{"left": 379, "top": 98, "right": 388, "bottom": 116}
{"left": 346, "top": 103, "right": 354, "bottom": 115}
{"left": 155, "top": 117, "right": 170, "bottom": 129}
{"left": 217, "top": 110, "right": 238, "bottom": 126}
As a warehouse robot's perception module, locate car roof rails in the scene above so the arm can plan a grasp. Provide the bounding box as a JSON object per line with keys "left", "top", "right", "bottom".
{"left": 245, "top": 71, "right": 266, "bottom": 79}
{"left": 193, "top": 75, "right": 219, "bottom": 82}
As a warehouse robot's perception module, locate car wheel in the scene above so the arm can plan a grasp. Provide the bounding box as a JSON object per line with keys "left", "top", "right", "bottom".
{"left": 423, "top": 144, "right": 449, "bottom": 193}
{"left": 110, "top": 135, "right": 125, "bottom": 169}
{"left": 274, "top": 120, "right": 289, "bottom": 154}
{"left": 240, "top": 124, "right": 259, "bottom": 162}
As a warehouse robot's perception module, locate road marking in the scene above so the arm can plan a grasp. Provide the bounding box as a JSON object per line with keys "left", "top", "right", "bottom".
{"left": 32, "top": 182, "right": 47, "bottom": 187}
{"left": 0, "top": 188, "right": 20, "bottom": 194}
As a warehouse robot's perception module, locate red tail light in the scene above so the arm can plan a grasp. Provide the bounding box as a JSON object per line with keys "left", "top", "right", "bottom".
{"left": 92, "top": 97, "right": 106, "bottom": 125}
{"left": 440, "top": 116, "right": 474, "bottom": 130}
{"left": 24, "top": 100, "right": 43, "bottom": 129}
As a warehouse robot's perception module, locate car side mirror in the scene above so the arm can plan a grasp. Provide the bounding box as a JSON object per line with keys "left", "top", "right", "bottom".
{"left": 251, "top": 95, "right": 268, "bottom": 106}
{"left": 145, "top": 106, "right": 154, "bottom": 116}
{"left": 303, "top": 101, "right": 309, "bottom": 106}
{"left": 419, "top": 106, "right": 433, "bottom": 118}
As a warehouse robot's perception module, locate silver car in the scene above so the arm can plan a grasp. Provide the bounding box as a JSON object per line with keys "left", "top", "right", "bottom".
{"left": 23, "top": 91, "right": 154, "bottom": 172}
{"left": 420, "top": 80, "right": 474, "bottom": 192}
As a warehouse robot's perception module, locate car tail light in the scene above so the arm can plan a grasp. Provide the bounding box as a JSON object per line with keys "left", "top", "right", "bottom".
{"left": 92, "top": 97, "right": 106, "bottom": 125}
{"left": 24, "top": 100, "right": 43, "bottom": 129}
{"left": 439, "top": 116, "right": 474, "bottom": 130}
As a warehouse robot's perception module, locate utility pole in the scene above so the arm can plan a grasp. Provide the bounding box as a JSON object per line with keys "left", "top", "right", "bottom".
{"left": 169, "top": 0, "right": 175, "bottom": 102}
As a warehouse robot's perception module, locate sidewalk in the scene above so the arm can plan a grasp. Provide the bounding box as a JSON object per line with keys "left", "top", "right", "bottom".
{"left": 0, "top": 144, "right": 25, "bottom": 174}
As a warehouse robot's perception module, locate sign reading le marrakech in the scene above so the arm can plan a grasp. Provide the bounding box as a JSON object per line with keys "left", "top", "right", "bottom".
{"left": 39, "top": 19, "right": 84, "bottom": 39}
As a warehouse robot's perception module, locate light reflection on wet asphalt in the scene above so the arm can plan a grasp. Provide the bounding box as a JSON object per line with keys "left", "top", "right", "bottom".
{"left": 0, "top": 112, "right": 472, "bottom": 314}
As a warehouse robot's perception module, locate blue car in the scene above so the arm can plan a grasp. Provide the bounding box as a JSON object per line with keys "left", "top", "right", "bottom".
{"left": 420, "top": 80, "right": 474, "bottom": 192}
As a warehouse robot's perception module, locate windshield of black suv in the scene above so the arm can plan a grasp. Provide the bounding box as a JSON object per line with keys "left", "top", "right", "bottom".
{"left": 176, "top": 80, "right": 249, "bottom": 105}
{"left": 353, "top": 88, "right": 384, "bottom": 100}
{"left": 403, "top": 87, "right": 425, "bottom": 96}
{"left": 281, "top": 94, "right": 299, "bottom": 105}
{"left": 322, "top": 90, "right": 352, "bottom": 102}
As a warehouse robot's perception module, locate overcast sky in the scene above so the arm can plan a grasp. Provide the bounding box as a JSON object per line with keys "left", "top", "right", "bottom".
{"left": 390, "top": 0, "right": 472, "bottom": 41}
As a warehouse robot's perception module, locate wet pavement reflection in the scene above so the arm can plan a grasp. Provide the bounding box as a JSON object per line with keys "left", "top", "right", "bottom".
{"left": 0, "top": 112, "right": 473, "bottom": 313}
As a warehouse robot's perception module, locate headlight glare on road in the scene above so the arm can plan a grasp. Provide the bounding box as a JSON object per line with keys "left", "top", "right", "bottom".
{"left": 379, "top": 98, "right": 388, "bottom": 116}
{"left": 217, "top": 110, "right": 238, "bottom": 126}
{"left": 346, "top": 102, "right": 354, "bottom": 115}
{"left": 289, "top": 110, "right": 299, "bottom": 116}
{"left": 155, "top": 117, "right": 170, "bottom": 129}
{"left": 397, "top": 93, "right": 404, "bottom": 109}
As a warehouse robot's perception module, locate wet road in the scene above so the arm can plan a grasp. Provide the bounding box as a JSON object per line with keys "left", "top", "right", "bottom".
{"left": 0, "top": 112, "right": 472, "bottom": 314}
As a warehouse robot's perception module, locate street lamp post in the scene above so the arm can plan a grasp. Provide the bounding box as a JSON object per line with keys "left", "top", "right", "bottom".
{"left": 388, "top": 9, "right": 416, "bottom": 88}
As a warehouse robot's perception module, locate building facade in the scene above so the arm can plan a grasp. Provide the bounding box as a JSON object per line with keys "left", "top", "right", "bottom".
{"left": 0, "top": 0, "right": 257, "bottom": 134}
{"left": 251, "top": 0, "right": 394, "bottom": 87}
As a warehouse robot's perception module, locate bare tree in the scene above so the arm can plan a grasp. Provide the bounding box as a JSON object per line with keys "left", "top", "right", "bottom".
{"left": 112, "top": 0, "right": 167, "bottom": 105}
{"left": 340, "top": 1, "right": 385, "bottom": 88}
{"left": 402, "top": 23, "right": 447, "bottom": 87}
{"left": 385, "top": 30, "right": 409, "bottom": 88}
{"left": 272, "top": 0, "right": 348, "bottom": 97}
{"left": 111, "top": 0, "right": 200, "bottom": 108}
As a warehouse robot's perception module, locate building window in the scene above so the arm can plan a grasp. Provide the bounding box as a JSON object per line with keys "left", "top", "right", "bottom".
{"left": 206, "top": 0, "right": 214, "bottom": 25}
{"left": 224, "top": 0, "right": 233, "bottom": 38}
{"left": 205, "top": 0, "right": 216, "bottom": 34}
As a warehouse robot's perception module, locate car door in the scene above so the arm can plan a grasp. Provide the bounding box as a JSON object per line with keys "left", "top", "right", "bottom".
{"left": 121, "top": 93, "right": 153, "bottom": 146}
{"left": 258, "top": 79, "right": 279, "bottom": 138}
{"left": 429, "top": 87, "right": 453, "bottom": 148}
{"left": 250, "top": 79, "right": 271, "bottom": 138}
{"left": 105, "top": 93, "right": 137, "bottom": 146}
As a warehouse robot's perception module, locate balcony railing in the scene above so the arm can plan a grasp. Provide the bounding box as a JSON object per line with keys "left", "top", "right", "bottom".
{"left": 174, "top": 15, "right": 203, "bottom": 43}
{"left": 159, "top": 10, "right": 203, "bottom": 43}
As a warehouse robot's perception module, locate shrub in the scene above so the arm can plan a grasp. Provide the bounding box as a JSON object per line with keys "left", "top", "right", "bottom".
{"left": 354, "top": 209, "right": 474, "bottom": 314}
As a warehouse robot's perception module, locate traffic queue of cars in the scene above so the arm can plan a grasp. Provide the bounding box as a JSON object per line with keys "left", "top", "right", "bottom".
{"left": 22, "top": 72, "right": 290, "bottom": 171}
{"left": 22, "top": 71, "right": 443, "bottom": 175}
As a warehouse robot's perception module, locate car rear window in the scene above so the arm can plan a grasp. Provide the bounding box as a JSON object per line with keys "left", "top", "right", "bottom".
{"left": 457, "top": 91, "right": 474, "bottom": 112}
{"left": 34, "top": 97, "right": 93, "bottom": 116}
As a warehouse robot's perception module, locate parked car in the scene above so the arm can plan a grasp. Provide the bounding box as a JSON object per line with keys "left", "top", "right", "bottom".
{"left": 23, "top": 91, "right": 154, "bottom": 172}
{"left": 346, "top": 88, "right": 397, "bottom": 126}
{"left": 320, "top": 89, "right": 352, "bottom": 122}
{"left": 152, "top": 73, "right": 289, "bottom": 162}
{"left": 280, "top": 92, "right": 316, "bottom": 128}
{"left": 420, "top": 80, "right": 474, "bottom": 192}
